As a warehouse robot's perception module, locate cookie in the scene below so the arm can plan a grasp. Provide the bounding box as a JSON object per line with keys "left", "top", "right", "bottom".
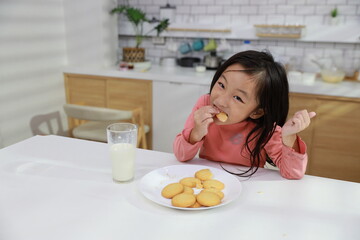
{"left": 190, "top": 201, "right": 202, "bottom": 208}
{"left": 196, "top": 191, "right": 221, "bottom": 207}
{"left": 203, "top": 179, "right": 225, "bottom": 190}
{"left": 202, "top": 188, "right": 224, "bottom": 200}
{"left": 216, "top": 112, "right": 228, "bottom": 122}
{"left": 161, "top": 183, "right": 184, "bottom": 199}
{"left": 183, "top": 186, "right": 194, "bottom": 194}
{"left": 171, "top": 193, "right": 196, "bottom": 208}
{"left": 180, "top": 177, "right": 203, "bottom": 189}
{"left": 195, "top": 169, "right": 213, "bottom": 181}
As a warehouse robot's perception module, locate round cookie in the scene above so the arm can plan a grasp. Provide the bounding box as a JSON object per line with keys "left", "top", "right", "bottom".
{"left": 190, "top": 201, "right": 202, "bottom": 208}
{"left": 196, "top": 191, "right": 221, "bottom": 207}
{"left": 202, "top": 188, "right": 224, "bottom": 200}
{"left": 195, "top": 169, "right": 213, "bottom": 181}
{"left": 183, "top": 186, "right": 194, "bottom": 194}
{"left": 203, "top": 179, "right": 225, "bottom": 190}
{"left": 161, "top": 183, "right": 184, "bottom": 199}
{"left": 180, "top": 177, "right": 202, "bottom": 189}
{"left": 216, "top": 112, "right": 228, "bottom": 122}
{"left": 171, "top": 193, "right": 196, "bottom": 208}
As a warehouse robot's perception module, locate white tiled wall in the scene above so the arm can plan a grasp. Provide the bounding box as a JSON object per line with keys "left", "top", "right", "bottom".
{"left": 117, "top": 0, "right": 360, "bottom": 75}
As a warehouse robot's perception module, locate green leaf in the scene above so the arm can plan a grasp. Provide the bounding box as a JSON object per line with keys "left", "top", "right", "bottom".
{"left": 154, "top": 19, "right": 170, "bottom": 36}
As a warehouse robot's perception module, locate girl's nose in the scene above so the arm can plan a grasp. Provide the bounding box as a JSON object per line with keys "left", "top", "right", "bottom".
{"left": 215, "top": 95, "right": 228, "bottom": 109}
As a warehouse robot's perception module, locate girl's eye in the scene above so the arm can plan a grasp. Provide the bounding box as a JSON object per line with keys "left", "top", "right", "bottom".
{"left": 234, "top": 96, "right": 244, "bottom": 103}
{"left": 217, "top": 82, "right": 225, "bottom": 89}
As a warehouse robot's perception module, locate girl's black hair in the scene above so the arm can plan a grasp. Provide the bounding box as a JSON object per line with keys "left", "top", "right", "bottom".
{"left": 209, "top": 50, "right": 289, "bottom": 177}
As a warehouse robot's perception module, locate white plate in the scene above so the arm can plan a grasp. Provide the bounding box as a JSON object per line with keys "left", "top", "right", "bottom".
{"left": 139, "top": 164, "right": 242, "bottom": 210}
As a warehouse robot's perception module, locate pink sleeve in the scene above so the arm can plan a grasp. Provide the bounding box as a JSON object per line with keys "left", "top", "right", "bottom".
{"left": 265, "top": 126, "right": 308, "bottom": 180}
{"left": 173, "top": 95, "right": 208, "bottom": 162}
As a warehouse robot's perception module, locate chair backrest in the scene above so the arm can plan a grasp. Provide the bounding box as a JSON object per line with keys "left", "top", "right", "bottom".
{"left": 63, "top": 104, "right": 132, "bottom": 121}
{"left": 63, "top": 104, "right": 148, "bottom": 149}
{"left": 30, "top": 111, "right": 67, "bottom": 136}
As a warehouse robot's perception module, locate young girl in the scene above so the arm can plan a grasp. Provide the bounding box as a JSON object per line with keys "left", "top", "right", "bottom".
{"left": 173, "top": 50, "right": 316, "bottom": 180}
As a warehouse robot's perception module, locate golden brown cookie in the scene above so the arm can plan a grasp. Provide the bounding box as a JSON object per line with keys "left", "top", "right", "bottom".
{"left": 216, "top": 112, "right": 228, "bottom": 122}
{"left": 183, "top": 186, "right": 194, "bottom": 194}
{"left": 195, "top": 169, "right": 213, "bottom": 181}
{"left": 171, "top": 193, "right": 196, "bottom": 208}
{"left": 202, "top": 188, "right": 224, "bottom": 200}
{"left": 180, "top": 177, "right": 203, "bottom": 189}
{"left": 190, "top": 201, "right": 202, "bottom": 208}
{"left": 203, "top": 179, "right": 225, "bottom": 190}
{"left": 196, "top": 191, "right": 221, "bottom": 207}
{"left": 161, "top": 183, "right": 184, "bottom": 199}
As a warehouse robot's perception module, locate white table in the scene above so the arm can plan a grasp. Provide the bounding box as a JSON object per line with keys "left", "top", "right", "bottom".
{"left": 0, "top": 135, "right": 359, "bottom": 240}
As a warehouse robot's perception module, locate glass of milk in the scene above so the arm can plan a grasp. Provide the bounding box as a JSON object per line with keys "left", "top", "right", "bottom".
{"left": 107, "top": 123, "right": 137, "bottom": 182}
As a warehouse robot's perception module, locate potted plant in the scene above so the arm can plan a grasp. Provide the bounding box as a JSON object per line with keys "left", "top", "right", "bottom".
{"left": 330, "top": 7, "right": 339, "bottom": 25}
{"left": 110, "top": 5, "right": 169, "bottom": 62}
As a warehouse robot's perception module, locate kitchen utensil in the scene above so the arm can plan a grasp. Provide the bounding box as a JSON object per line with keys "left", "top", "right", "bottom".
{"left": 204, "top": 51, "right": 222, "bottom": 70}
{"left": 160, "top": 57, "right": 177, "bottom": 68}
{"left": 192, "top": 39, "right": 204, "bottom": 51}
{"left": 139, "top": 165, "right": 242, "bottom": 210}
{"left": 179, "top": 42, "right": 192, "bottom": 54}
{"left": 167, "top": 38, "right": 178, "bottom": 52}
{"left": 204, "top": 39, "right": 217, "bottom": 52}
{"left": 194, "top": 63, "right": 206, "bottom": 72}
{"left": 217, "top": 38, "right": 231, "bottom": 52}
{"left": 177, "top": 57, "right": 201, "bottom": 67}
{"left": 107, "top": 123, "right": 137, "bottom": 182}
{"left": 160, "top": 4, "right": 176, "bottom": 23}
{"left": 321, "top": 67, "right": 345, "bottom": 83}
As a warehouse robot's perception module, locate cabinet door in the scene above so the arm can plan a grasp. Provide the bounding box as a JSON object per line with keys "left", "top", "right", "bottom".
{"left": 153, "top": 81, "right": 204, "bottom": 153}
{"left": 107, "top": 78, "right": 153, "bottom": 148}
{"left": 289, "top": 93, "right": 318, "bottom": 161}
{"left": 310, "top": 99, "right": 360, "bottom": 182}
{"left": 64, "top": 74, "right": 106, "bottom": 107}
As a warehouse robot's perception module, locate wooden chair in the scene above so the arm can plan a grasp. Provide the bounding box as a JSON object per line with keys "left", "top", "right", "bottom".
{"left": 63, "top": 104, "right": 149, "bottom": 149}
{"left": 30, "top": 111, "right": 68, "bottom": 136}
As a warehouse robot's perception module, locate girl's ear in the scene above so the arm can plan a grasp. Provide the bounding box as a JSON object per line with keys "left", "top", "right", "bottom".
{"left": 250, "top": 108, "right": 264, "bottom": 119}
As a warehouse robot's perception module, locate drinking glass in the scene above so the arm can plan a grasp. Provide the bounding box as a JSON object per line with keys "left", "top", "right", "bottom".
{"left": 107, "top": 123, "right": 137, "bottom": 182}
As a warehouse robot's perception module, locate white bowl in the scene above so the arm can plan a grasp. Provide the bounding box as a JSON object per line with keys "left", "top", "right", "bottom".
{"left": 131, "top": 61, "right": 152, "bottom": 71}
{"left": 321, "top": 69, "right": 345, "bottom": 83}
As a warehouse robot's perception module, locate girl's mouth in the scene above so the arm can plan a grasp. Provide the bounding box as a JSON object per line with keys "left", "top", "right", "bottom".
{"left": 212, "top": 104, "right": 229, "bottom": 122}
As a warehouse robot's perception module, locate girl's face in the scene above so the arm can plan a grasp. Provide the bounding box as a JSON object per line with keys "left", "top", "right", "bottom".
{"left": 210, "top": 63, "right": 263, "bottom": 125}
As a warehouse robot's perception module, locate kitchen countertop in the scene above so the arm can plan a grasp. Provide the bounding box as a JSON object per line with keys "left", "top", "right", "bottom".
{"left": 64, "top": 65, "right": 360, "bottom": 99}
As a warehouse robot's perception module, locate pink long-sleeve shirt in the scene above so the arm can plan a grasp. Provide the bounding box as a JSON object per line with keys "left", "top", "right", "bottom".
{"left": 173, "top": 94, "right": 308, "bottom": 179}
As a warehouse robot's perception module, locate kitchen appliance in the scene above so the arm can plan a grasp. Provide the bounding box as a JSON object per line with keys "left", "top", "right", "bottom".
{"left": 204, "top": 51, "right": 222, "bottom": 70}
{"left": 160, "top": 57, "right": 177, "bottom": 68}
{"left": 177, "top": 57, "right": 201, "bottom": 67}
{"left": 160, "top": 4, "right": 176, "bottom": 23}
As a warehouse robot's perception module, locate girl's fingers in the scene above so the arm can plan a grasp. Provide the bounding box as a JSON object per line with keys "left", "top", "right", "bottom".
{"left": 309, "top": 111, "right": 316, "bottom": 119}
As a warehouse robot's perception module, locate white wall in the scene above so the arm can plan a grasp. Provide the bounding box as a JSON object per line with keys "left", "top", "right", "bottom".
{"left": 117, "top": 0, "right": 360, "bottom": 75}
{"left": 0, "top": 0, "right": 68, "bottom": 148}
{"left": 63, "top": 0, "right": 118, "bottom": 68}
{"left": 0, "top": 0, "right": 118, "bottom": 148}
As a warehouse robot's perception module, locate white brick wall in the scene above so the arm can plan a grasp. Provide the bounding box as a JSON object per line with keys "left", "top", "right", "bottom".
{"left": 116, "top": 0, "right": 360, "bottom": 75}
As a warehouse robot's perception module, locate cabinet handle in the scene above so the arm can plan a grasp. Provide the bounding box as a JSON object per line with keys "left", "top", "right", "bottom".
{"left": 169, "top": 82, "right": 182, "bottom": 85}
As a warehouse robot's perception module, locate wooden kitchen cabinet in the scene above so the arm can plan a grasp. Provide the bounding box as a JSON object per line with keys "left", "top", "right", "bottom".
{"left": 64, "top": 72, "right": 359, "bottom": 182}
{"left": 64, "top": 74, "right": 153, "bottom": 148}
{"left": 289, "top": 93, "right": 360, "bottom": 182}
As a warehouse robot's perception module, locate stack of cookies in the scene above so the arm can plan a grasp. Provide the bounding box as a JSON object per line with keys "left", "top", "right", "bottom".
{"left": 161, "top": 169, "right": 225, "bottom": 208}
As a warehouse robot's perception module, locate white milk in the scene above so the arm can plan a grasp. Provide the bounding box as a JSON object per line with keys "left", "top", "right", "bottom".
{"left": 110, "top": 143, "right": 136, "bottom": 182}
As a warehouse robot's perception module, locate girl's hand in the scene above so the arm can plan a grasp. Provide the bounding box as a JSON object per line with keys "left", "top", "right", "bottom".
{"left": 189, "top": 106, "right": 219, "bottom": 144}
{"left": 282, "top": 110, "right": 316, "bottom": 149}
